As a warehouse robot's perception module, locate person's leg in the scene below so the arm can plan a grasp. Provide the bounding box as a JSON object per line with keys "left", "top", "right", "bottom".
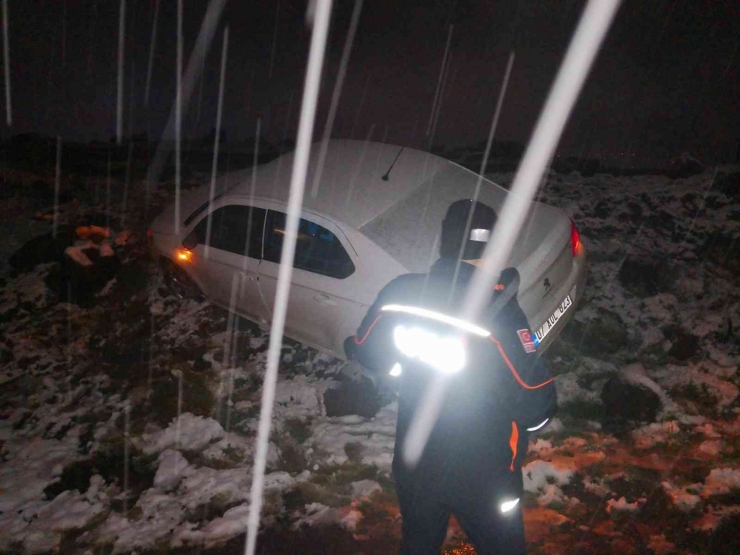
{"left": 450, "top": 492, "right": 526, "bottom": 555}
{"left": 396, "top": 479, "right": 451, "bottom": 554}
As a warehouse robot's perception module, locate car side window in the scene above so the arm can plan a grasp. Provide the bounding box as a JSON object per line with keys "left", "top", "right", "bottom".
{"left": 186, "top": 205, "right": 266, "bottom": 258}
{"left": 263, "top": 210, "right": 355, "bottom": 279}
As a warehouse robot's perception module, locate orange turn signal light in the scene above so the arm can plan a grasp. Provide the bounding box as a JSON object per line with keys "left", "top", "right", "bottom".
{"left": 176, "top": 249, "right": 192, "bottom": 262}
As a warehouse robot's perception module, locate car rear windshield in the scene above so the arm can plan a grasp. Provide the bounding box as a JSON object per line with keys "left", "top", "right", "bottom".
{"left": 263, "top": 210, "right": 355, "bottom": 279}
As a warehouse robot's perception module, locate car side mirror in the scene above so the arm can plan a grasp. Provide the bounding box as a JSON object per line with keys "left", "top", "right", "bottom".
{"left": 182, "top": 228, "right": 204, "bottom": 250}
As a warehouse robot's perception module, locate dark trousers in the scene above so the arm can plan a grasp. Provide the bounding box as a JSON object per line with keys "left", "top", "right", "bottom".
{"left": 395, "top": 479, "right": 526, "bottom": 555}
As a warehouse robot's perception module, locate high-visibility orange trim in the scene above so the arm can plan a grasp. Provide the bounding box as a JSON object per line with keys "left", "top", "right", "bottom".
{"left": 353, "top": 314, "right": 383, "bottom": 345}
{"left": 489, "top": 336, "right": 554, "bottom": 390}
{"left": 509, "top": 422, "right": 519, "bottom": 471}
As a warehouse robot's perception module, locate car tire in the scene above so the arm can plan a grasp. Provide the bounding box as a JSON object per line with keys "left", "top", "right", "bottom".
{"left": 160, "top": 257, "right": 206, "bottom": 302}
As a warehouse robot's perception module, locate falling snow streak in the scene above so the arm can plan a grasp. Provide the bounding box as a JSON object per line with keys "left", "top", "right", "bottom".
{"left": 175, "top": 0, "right": 183, "bottom": 235}
{"left": 343, "top": 124, "right": 374, "bottom": 209}
{"left": 53, "top": 137, "right": 62, "bottom": 238}
{"left": 447, "top": 52, "right": 516, "bottom": 305}
{"left": 426, "top": 24, "right": 453, "bottom": 139}
{"left": 204, "top": 27, "right": 229, "bottom": 261}
{"left": 310, "top": 0, "right": 363, "bottom": 199}
{"left": 144, "top": 0, "right": 159, "bottom": 107}
{"left": 222, "top": 273, "right": 239, "bottom": 429}
{"left": 117, "top": 0, "right": 125, "bottom": 145}
{"left": 268, "top": 0, "right": 280, "bottom": 79}
{"left": 86, "top": 1, "right": 98, "bottom": 79}
{"left": 2, "top": 0, "right": 11, "bottom": 126}
{"left": 348, "top": 75, "right": 369, "bottom": 140}
{"left": 61, "top": 0, "right": 67, "bottom": 68}
{"left": 244, "top": 1, "right": 333, "bottom": 554}
{"left": 121, "top": 140, "right": 133, "bottom": 228}
{"left": 428, "top": 48, "right": 455, "bottom": 148}
{"left": 146, "top": 0, "right": 227, "bottom": 219}
{"left": 241, "top": 117, "right": 261, "bottom": 273}
{"left": 123, "top": 401, "right": 131, "bottom": 513}
{"left": 105, "top": 148, "right": 112, "bottom": 229}
{"left": 126, "top": 0, "right": 139, "bottom": 139}
{"left": 195, "top": 44, "right": 205, "bottom": 127}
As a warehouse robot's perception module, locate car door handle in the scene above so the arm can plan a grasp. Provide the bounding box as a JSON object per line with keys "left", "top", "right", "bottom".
{"left": 314, "top": 294, "right": 336, "bottom": 306}
{"left": 239, "top": 271, "right": 258, "bottom": 282}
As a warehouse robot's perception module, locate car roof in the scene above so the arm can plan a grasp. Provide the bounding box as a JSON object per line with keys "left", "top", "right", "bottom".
{"left": 220, "top": 139, "right": 562, "bottom": 272}
{"left": 222, "top": 139, "right": 449, "bottom": 229}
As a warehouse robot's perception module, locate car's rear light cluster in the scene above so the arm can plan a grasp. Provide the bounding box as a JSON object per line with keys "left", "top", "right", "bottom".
{"left": 569, "top": 219, "right": 583, "bottom": 257}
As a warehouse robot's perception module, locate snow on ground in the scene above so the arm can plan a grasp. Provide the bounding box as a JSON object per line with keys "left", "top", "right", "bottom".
{"left": 0, "top": 161, "right": 738, "bottom": 553}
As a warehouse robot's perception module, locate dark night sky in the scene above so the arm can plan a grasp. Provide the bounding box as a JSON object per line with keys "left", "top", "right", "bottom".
{"left": 4, "top": 0, "right": 739, "bottom": 164}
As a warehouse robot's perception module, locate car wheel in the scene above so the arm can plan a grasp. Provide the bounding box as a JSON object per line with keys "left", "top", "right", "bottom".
{"left": 161, "top": 257, "right": 206, "bottom": 302}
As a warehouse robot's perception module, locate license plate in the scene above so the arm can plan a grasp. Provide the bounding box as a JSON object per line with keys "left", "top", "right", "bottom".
{"left": 534, "top": 291, "right": 574, "bottom": 346}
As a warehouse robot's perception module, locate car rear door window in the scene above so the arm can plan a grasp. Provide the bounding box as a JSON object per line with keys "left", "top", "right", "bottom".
{"left": 188, "top": 205, "right": 266, "bottom": 258}
{"left": 264, "top": 210, "right": 355, "bottom": 279}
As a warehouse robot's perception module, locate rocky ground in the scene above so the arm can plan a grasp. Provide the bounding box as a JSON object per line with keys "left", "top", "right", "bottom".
{"left": 0, "top": 156, "right": 739, "bottom": 554}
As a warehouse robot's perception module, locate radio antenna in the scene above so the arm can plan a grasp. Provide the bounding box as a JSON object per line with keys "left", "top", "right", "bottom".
{"left": 381, "top": 146, "right": 404, "bottom": 181}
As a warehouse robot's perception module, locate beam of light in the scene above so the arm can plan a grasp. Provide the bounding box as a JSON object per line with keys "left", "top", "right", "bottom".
{"left": 2, "top": 0, "right": 11, "bottom": 126}
{"left": 144, "top": 0, "right": 159, "bottom": 107}
{"left": 244, "top": 2, "right": 333, "bottom": 554}
{"left": 310, "top": 0, "right": 363, "bottom": 198}
{"left": 117, "top": 0, "right": 125, "bottom": 145}
{"left": 146, "top": 0, "right": 228, "bottom": 227}
{"left": 204, "top": 27, "right": 229, "bottom": 261}
{"left": 53, "top": 136, "right": 62, "bottom": 238}
{"left": 175, "top": 0, "right": 183, "bottom": 235}
{"left": 403, "top": 0, "right": 622, "bottom": 470}
{"left": 426, "top": 24, "right": 453, "bottom": 138}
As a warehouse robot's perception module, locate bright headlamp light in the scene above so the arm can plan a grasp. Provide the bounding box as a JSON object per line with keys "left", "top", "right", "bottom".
{"left": 393, "top": 325, "right": 466, "bottom": 375}
{"left": 500, "top": 498, "right": 520, "bottom": 514}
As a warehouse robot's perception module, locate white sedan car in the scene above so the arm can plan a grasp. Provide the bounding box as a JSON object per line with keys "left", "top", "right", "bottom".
{"left": 149, "top": 139, "right": 587, "bottom": 357}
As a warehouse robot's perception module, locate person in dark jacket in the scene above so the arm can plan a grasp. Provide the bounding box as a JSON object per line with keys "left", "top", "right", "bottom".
{"left": 345, "top": 199, "right": 557, "bottom": 555}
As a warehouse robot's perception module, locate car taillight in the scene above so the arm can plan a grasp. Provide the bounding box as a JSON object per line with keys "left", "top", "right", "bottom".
{"left": 570, "top": 219, "right": 583, "bottom": 257}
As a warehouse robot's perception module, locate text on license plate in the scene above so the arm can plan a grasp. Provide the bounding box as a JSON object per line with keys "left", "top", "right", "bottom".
{"left": 534, "top": 293, "right": 573, "bottom": 345}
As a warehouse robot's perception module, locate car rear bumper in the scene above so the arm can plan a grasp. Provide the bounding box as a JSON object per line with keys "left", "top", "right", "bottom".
{"left": 533, "top": 247, "right": 588, "bottom": 353}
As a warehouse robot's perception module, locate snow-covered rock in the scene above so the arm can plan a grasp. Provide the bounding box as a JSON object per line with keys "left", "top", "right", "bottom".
{"left": 523, "top": 460, "right": 575, "bottom": 507}
{"left": 138, "top": 413, "right": 225, "bottom": 455}
{"left": 309, "top": 402, "right": 397, "bottom": 470}
{"left": 351, "top": 479, "right": 382, "bottom": 499}
{"left": 702, "top": 468, "right": 740, "bottom": 497}
{"left": 662, "top": 481, "right": 702, "bottom": 512}
{"left": 606, "top": 496, "right": 645, "bottom": 514}
{"left": 154, "top": 450, "right": 194, "bottom": 492}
